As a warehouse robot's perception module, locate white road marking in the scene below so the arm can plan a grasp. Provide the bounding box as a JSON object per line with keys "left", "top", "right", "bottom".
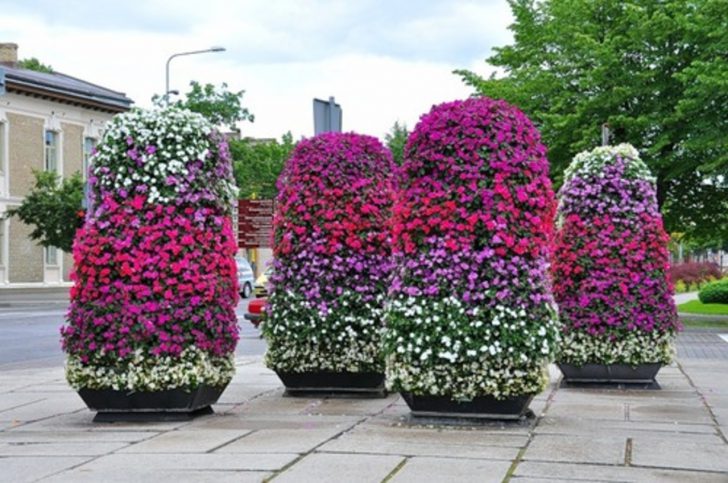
{"left": 0, "top": 311, "right": 66, "bottom": 318}
{"left": 719, "top": 334, "right": 728, "bottom": 345}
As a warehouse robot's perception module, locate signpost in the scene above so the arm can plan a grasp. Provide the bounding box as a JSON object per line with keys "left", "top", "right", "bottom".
{"left": 313, "top": 96, "right": 342, "bottom": 135}
{"left": 237, "top": 199, "right": 274, "bottom": 248}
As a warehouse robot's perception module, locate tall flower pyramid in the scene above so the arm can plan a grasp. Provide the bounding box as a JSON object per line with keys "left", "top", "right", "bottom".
{"left": 61, "top": 107, "right": 240, "bottom": 391}
{"left": 552, "top": 144, "right": 680, "bottom": 366}
{"left": 264, "top": 132, "right": 397, "bottom": 374}
{"left": 385, "top": 98, "right": 560, "bottom": 400}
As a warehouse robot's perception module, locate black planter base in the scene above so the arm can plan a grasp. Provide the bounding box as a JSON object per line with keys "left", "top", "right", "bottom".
{"left": 558, "top": 363, "right": 662, "bottom": 388}
{"left": 276, "top": 371, "right": 386, "bottom": 397}
{"left": 401, "top": 392, "right": 534, "bottom": 420}
{"left": 78, "top": 384, "right": 227, "bottom": 422}
{"left": 93, "top": 406, "right": 213, "bottom": 423}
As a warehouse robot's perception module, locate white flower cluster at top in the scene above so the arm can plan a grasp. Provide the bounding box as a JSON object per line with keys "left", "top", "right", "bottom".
{"left": 563, "top": 143, "right": 654, "bottom": 184}
{"left": 91, "top": 107, "right": 237, "bottom": 207}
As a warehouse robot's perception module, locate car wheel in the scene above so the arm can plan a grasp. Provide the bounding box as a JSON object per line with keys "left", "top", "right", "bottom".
{"left": 242, "top": 283, "right": 252, "bottom": 299}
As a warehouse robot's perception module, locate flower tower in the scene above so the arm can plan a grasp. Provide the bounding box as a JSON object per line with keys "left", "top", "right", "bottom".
{"left": 552, "top": 144, "right": 680, "bottom": 383}
{"left": 61, "top": 107, "right": 239, "bottom": 419}
{"left": 385, "top": 98, "right": 560, "bottom": 418}
{"left": 264, "top": 132, "right": 396, "bottom": 394}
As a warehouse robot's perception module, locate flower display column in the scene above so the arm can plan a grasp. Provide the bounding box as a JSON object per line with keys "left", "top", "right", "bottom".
{"left": 263, "top": 132, "right": 396, "bottom": 394}
{"left": 385, "top": 98, "right": 560, "bottom": 418}
{"left": 61, "top": 107, "right": 239, "bottom": 420}
{"left": 552, "top": 144, "right": 680, "bottom": 384}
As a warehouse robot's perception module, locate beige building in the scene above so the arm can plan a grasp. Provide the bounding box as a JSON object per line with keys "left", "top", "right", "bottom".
{"left": 0, "top": 43, "right": 132, "bottom": 287}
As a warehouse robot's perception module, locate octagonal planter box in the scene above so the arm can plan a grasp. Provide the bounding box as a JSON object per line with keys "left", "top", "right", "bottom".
{"left": 78, "top": 384, "right": 227, "bottom": 422}
{"left": 401, "top": 392, "right": 534, "bottom": 420}
{"left": 276, "top": 371, "right": 386, "bottom": 397}
{"left": 558, "top": 363, "right": 662, "bottom": 384}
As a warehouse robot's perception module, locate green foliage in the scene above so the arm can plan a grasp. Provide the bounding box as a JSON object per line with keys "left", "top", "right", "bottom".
{"left": 384, "top": 121, "right": 409, "bottom": 165}
{"left": 154, "top": 81, "right": 254, "bottom": 129}
{"left": 456, "top": 0, "right": 728, "bottom": 240}
{"left": 698, "top": 279, "right": 728, "bottom": 304}
{"left": 7, "top": 171, "right": 84, "bottom": 252}
{"left": 230, "top": 133, "right": 295, "bottom": 199}
{"left": 17, "top": 57, "right": 53, "bottom": 73}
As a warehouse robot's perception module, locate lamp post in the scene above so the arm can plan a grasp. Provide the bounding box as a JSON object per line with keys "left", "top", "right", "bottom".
{"left": 165, "top": 46, "right": 225, "bottom": 96}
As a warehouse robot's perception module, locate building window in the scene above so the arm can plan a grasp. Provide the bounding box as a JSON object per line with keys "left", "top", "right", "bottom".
{"left": 45, "top": 246, "right": 58, "bottom": 266}
{"left": 83, "top": 137, "right": 96, "bottom": 179}
{"left": 45, "top": 130, "right": 58, "bottom": 172}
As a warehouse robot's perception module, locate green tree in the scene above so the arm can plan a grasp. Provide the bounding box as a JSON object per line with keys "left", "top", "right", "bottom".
{"left": 18, "top": 57, "right": 53, "bottom": 73}
{"left": 7, "top": 171, "right": 84, "bottom": 252}
{"left": 384, "top": 121, "right": 409, "bottom": 165}
{"left": 456, "top": 0, "right": 728, "bottom": 239}
{"left": 153, "top": 81, "right": 254, "bottom": 130}
{"left": 230, "top": 133, "right": 295, "bottom": 199}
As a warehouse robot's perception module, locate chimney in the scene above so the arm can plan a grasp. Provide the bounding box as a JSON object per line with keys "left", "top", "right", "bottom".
{"left": 0, "top": 43, "right": 18, "bottom": 66}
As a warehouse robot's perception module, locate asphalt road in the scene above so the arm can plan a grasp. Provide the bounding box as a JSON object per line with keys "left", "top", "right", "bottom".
{"left": 0, "top": 298, "right": 266, "bottom": 371}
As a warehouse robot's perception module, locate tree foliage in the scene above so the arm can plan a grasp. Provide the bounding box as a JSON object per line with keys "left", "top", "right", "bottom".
{"left": 456, "top": 0, "right": 728, "bottom": 240}
{"left": 229, "top": 133, "right": 295, "bottom": 200}
{"left": 7, "top": 171, "right": 84, "bottom": 252}
{"left": 384, "top": 121, "right": 409, "bottom": 165}
{"left": 18, "top": 57, "right": 53, "bottom": 73}
{"left": 154, "top": 81, "right": 254, "bottom": 130}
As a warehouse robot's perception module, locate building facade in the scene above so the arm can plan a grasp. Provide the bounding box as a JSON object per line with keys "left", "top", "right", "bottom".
{"left": 0, "top": 43, "right": 132, "bottom": 287}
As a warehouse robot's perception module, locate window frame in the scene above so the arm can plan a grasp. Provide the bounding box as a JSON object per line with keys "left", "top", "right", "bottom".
{"left": 44, "top": 129, "right": 59, "bottom": 173}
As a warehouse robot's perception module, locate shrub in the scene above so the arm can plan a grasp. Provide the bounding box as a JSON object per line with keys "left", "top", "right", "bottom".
{"left": 61, "top": 107, "right": 239, "bottom": 391}
{"left": 699, "top": 279, "right": 728, "bottom": 304}
{"left": 670, "top": 262, "right": 721, "bottom": 287}
{"left": 384, "top": 98, "right": 560, "bottom": 400}
{"left": 263, "top": 132, "right": 397, "bottom": 373}
{"left": 552, "top": 144, "right": 680, "bottom": 366}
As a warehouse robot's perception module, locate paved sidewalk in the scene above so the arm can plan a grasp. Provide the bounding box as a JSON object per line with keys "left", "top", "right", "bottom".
{"left": 1, "top": 353, "right": 727, "bottom": 483}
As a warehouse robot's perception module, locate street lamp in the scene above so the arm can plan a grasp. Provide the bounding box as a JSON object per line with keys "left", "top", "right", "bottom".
{"left": 165, "top": 46, "right": 225, "bottom": 96}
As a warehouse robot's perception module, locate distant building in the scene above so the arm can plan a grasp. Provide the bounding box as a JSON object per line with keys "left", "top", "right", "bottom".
{"left": 0, "top": 43, "right": 133, "bottom": 287}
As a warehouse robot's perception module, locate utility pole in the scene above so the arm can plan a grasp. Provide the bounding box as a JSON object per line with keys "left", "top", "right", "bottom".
{"left": 601, "top": 123, "right": 610, "bottom": 146}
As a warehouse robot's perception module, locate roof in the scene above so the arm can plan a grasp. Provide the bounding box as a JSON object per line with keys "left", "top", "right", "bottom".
{"left": 0, "top": 64, "right": 133, "bottom": 113}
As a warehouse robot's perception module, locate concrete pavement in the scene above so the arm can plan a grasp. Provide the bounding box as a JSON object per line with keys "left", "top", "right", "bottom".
{"left": 1, "top": 353, "right": 727, "bottom": 482}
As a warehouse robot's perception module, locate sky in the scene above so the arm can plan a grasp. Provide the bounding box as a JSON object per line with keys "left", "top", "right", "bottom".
{"left": 0, "top": 0, "right": 513, "bottom": 142}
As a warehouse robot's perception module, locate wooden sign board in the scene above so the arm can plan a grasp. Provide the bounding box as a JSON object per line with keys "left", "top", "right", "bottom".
{"left": 238, "top": 199, "right": 274, "bottom": 248}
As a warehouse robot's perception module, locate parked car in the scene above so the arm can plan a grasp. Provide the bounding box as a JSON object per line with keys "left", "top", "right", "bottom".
{"left": 236, "top": 257, "right": 255, "bottom": 298}
{"left": 254, "top": 266, "right": 272, "bottom": 298}
{"left": 244, "top": 298, "right": 267, "bottom": 327}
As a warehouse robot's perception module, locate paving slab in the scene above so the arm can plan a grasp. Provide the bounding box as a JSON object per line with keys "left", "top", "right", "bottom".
{"left": 273, "top": 452, "right": 404, "bottom": 483}
{"left": 45, "top": 469, "right": 271, "bottom": 483}
{"left": 0, "top": 430, "right": 155, "bottom": 443}
{"left": 544, "top": 401, "right": 626, "bottom": 421}
{"left": 118, "top": 428, "right": 250, "bottom": 453}
{"left": 0, "top": 456, "right": 91, "bottom": 483}
{"left": 217, "top": 427, "right": 345, "bottom": 454}
{"left": 536, "top": 416, "right": 718, "bottom": 436}
{"left": 71, "top": 452, "right": 298, "bottom": 473}
{"left": 523, "top": 434, "right": 626, "bottom": 466}
{"left": 513, "top": 461, "right": 728, "bottom": 482}
{"left": 319, "top": 423, "right": 526, "bottom": 459}
{"left": 631, "top": 437, "right": 728, "bottom": 473}
{"left": 0, "top": 440, "right": 129, "bottom": 456}
{"left": 628, "top": 402, "right": 714, "bottom": 424}
{"left": 389, "top": 456, "right": 512, "bottom": 483}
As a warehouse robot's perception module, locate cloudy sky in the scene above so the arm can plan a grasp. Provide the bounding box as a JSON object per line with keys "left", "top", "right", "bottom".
{"left": 0, "top": 0, "right": 513, "bottom": 141}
